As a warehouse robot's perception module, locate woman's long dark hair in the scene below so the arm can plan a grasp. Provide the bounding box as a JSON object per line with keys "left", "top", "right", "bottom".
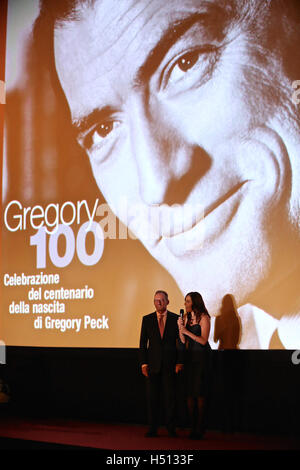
{"left": 185, "top": 292, "right": 210, "bottom": 324}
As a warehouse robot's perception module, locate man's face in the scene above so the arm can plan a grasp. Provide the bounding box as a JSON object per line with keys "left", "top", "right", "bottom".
{"left": 154, "top": 293, "right": 169, "bottom": 313}
{"left": 54, "top": 0, "right": 300, "bottom": 315}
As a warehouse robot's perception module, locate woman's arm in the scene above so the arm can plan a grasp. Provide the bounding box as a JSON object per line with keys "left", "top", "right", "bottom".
{"left": 177, "top": 315, "right": 186, "bottom": 344}
{"left": 181, "top": 315, "right": 211, "bottom": 345}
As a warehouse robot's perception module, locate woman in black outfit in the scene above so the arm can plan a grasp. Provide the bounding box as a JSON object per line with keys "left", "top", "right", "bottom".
{"left": 178, "top": 292, "right": 211, "bottom": 439}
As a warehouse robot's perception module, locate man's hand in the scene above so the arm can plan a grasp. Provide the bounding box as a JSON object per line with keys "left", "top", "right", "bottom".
{"left": 175, "top": 364, "right": 183, "bottom": 374}
{"left": 141, "top": 364, "right": 149, "bottom": 377}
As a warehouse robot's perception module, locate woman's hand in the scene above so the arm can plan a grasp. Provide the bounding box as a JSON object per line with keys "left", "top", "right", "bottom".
{"left": 181, "top": 325, "right": 188, "bottom": 334}
{"left": 177, "top": 316, "right": 186, "bottom": 344}
{"left": 177, "top": 317, "right": 187, "bottom": 334}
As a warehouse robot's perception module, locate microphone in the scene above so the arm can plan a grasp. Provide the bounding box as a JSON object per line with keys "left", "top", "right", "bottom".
{"left": 180, "top": 309, "right": 184, "bottom": 320}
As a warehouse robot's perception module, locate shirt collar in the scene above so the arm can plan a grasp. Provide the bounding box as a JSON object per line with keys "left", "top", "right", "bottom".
{"left": 156, "top": 310, "right": 167, "bottom": 317}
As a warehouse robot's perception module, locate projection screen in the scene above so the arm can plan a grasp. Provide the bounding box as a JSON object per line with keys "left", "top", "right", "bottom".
{"left": 1, "top": 0, "right": 300, "bottom": 349}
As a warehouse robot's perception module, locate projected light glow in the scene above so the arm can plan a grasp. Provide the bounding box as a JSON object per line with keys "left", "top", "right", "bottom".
{"left": 1, "top": 0, "right": 300, "bottom": 349}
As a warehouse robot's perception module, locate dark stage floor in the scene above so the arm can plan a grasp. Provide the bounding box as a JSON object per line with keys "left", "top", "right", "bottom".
{"left": 0, "top": 416, "right": 299, "bottom": 451}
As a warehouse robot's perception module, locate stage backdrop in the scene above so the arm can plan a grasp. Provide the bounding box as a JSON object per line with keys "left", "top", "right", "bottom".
{"left": 1, "top": 0, "right": 300, "bottom": 349}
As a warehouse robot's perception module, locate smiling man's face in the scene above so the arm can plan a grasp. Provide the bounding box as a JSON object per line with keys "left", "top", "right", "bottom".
{"left": 54, "top": 0, "right": 300, "bottom": 315}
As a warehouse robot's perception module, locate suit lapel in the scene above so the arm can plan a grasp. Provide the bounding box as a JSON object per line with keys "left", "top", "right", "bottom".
{"left": 161, "top": 311, "right": 170, "bottom": 340}
{"left": 164, "top": 311, "right": 170, "bottom": 336}
{"left": 151, "top": 312, "right": 161, "bottom": 339}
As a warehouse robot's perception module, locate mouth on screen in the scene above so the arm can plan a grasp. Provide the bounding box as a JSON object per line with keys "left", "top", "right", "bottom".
{"left": 203, "top": 180, "right": 249, "bottom": 218}
{"left": 159, "top": 179, "right": 249, "bottom": 240}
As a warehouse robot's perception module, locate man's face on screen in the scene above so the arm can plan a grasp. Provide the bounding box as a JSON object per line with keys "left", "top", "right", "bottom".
{"left": 54, "top": 0, "right": 300, "bottom": 314}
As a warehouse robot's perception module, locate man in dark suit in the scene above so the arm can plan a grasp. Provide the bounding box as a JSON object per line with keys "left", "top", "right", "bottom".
{"left": 139, "top": 290, "right": 184, "bottom": 437}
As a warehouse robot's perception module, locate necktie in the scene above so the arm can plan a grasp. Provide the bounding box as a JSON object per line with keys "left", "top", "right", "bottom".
{"left": 158, "top": 315, "right": 165, "bottom": 338}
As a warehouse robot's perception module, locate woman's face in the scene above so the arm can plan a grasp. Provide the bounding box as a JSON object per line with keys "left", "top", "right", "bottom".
{"left": 185, "top": 295, "right": 193, "bottom": 313}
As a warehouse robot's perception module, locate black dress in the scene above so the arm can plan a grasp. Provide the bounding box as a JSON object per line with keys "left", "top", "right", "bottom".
{"left": 185, "top": 323, "right": 211, "bottom": 397}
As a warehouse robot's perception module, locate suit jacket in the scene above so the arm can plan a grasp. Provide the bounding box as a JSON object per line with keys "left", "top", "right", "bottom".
{"left": 139, "top": 311, "right": 184, "bottom": 374}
